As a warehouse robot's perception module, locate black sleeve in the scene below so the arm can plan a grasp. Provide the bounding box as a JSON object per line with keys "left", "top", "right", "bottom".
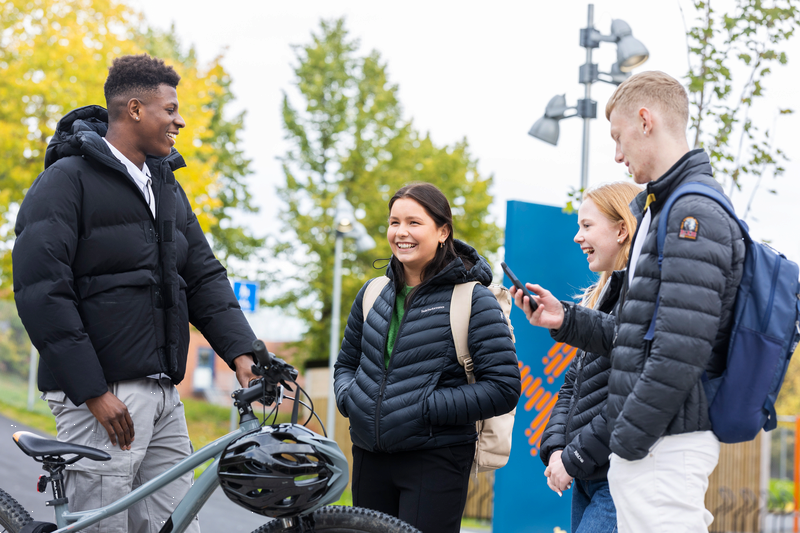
{"left": 426, "top": 285, "right": 521, "bottom": 426}
{"left": 333, "top": 283, "right": 368, "bottom": 418}
{"left": 13, "top": 167, "right": 108, "bottom": 406}
{"left": 552, "top": 302, "right": 616, "bottom": 357}
{"left": 538, "top": 359, "right": 575, "bottom": 466}
{"left": 561, "top": 402, "right": 612, "bottom": 479}
{"left": 180, "top": 188, "right": 255, "bottom": 366}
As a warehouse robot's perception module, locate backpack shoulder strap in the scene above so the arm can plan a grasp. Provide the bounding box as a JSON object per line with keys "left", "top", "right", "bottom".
{"left": 451, "top": 281, "right": 480, "bottom": 384}
{"left": 655, "top": 182, "right": 748, "bottom": 270}
{"left": 645, "top": 182, "right": 745, "bottom": 341}
{"left": 362, "top": 277, "right": 391, "bottom": 323}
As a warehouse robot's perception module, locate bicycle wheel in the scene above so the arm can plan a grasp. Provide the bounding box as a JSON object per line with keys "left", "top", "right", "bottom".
{"left": 0, "top": 489, "right": 33, "bottom": 533}
{"left": 250, "top": 506, "right": 420, "bottom": 533}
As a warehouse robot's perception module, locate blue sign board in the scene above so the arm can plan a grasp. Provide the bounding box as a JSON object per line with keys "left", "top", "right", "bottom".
{"left": 494, "top": 200, "right": 596, "bottom": 533}
{"left": 233, "top": 280, "right": 259, "bottom": 313}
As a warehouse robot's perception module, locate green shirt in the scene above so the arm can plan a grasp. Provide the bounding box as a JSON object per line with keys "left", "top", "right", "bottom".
{"left": 385, "top": 285, "right": 413, "bottom": 368}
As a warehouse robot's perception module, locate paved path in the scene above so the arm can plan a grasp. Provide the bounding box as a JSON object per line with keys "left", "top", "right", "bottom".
{"left": 0, "top": 414, "right": 268, "bottom": 531}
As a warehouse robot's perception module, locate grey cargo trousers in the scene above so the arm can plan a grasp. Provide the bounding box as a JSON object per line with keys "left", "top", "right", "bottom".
{"left": 45, "top": 377, "right": 201, "bottom": 533}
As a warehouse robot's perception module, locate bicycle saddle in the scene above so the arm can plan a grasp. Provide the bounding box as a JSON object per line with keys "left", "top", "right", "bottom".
{"left": 13, "top": 431, "right": 111, "bottom": 461}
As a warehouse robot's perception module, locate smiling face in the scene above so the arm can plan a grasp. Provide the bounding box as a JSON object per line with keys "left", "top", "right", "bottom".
{"left": 574, "top": 198, "right": 625, "bottom": 273}
{"left": 387, "top": 197, "right": 449, "bottom": 285}
{"left": 136, "top": 84, "right": 185, "bottom": 158}
{"left": 609, "top": 107, "right": 656, "bottom": 185}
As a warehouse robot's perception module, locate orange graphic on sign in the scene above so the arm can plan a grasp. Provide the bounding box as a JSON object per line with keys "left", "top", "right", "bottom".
{"left": 521, "top": 342, "right": 578, "bottom": 456}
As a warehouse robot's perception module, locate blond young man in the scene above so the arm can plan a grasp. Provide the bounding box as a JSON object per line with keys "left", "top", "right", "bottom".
{"left": 513, "top": 71, "right": 746, "bottom": 531}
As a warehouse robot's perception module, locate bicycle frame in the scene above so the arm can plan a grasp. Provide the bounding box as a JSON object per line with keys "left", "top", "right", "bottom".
{"left": 49, "top": 417, "right": 262, "bottom": 533}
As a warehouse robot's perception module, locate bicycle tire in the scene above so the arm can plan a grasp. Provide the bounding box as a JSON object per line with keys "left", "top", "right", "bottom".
{"left": 250, "top": 505, "right": 420, "bottom": 533}
{"left": 0, "top": 488, "right": 33, "bottom": 533}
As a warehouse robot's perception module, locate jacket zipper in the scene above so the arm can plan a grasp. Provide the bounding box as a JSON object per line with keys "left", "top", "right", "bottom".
{"left": 375, "top": 291, "right": 408, "bottom": 451}
{"left": 564, "top": 351, "right": 585, "bottom": 438}
{"left": 374, "top": 287, "right": 417, "bottom": 451}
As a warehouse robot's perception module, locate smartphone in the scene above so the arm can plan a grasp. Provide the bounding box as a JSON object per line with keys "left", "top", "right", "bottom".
{"left": 501, "top": 262, "right": 538, "bottom": 311}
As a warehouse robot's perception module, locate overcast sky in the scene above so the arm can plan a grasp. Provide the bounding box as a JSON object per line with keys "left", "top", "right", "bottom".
{"left": 128, "top": 0, "right": 800, "bottom": 339}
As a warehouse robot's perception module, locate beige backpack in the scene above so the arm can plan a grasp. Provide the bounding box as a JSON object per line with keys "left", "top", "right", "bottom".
{"left": 362, "top": 277, "right": 516, "bottom": 475}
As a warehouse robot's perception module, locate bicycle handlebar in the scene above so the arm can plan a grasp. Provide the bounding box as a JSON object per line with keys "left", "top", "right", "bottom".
{"left": 252, "top": 339, "right": 272, "bottom": 369}
{"left": 233, "top": 340, "right": 301, "bottom": 424}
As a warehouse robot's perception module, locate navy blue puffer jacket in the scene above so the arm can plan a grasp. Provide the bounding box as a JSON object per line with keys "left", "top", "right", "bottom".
{"left": 334, "top": 241, "right": 520, "bottom": 453}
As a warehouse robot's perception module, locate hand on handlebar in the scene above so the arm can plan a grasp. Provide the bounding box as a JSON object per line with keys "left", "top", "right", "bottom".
{"left": 85, "top": 391, "right": 135, "bottom": 450}
{"left": 234, "top": 354, "right": 260, "bottom": 388}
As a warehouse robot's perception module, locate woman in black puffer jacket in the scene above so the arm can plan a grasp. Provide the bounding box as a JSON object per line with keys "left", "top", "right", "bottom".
{"left": 334, "top": 183, "right": 520, "bottom": 533}
{"left": 539, "top": 182, "right": 640, "bottom": 533}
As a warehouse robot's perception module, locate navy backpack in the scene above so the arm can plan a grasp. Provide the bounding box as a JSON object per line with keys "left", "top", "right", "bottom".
{"left": 645, "top": 182, "right": 800, "bottom": 443}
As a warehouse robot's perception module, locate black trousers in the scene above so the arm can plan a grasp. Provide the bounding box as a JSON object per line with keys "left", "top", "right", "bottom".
{"left": 352, "top": 442, "right": 475, "bottom": 533}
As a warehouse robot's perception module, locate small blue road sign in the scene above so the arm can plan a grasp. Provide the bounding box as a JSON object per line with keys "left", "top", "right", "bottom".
{"left": 233, "top": 280, "right": 259, "bottom": 313}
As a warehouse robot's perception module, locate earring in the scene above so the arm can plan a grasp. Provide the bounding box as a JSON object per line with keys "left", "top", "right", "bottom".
{"left": 617, "top": 238, "right": 621, "bottom": 243}
{"left": 135, "top": 116, "right": 139, "bottom": 121}
{"left": 439, "top": 242, "right": 444, "bottom": 248}
{"left": 643, "top": 128, "right": 647, "bottom": 135}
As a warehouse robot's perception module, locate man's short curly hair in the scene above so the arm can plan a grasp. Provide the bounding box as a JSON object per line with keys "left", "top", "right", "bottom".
{"left": 104, "top": 54, "right": 181, "bottom": 112}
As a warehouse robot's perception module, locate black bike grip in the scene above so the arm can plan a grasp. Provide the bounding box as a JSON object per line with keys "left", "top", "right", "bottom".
{"left": 252, "top": 339, "right": 271, "bottom": 368}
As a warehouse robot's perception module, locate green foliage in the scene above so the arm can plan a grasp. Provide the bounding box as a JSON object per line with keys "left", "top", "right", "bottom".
{"left": 270, "top": 18, "right": 502, "bottom": 366}
{"left": 684, "top": 0, "right": 797, "bottom": 213}
{"left": 768, "top": 478, "right": 794, "bottom": 513}
{"left": 0, "top": 301, "right": 32, "bottom": 376}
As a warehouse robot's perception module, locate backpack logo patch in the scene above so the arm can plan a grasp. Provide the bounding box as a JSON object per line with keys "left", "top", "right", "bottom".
{"left": 679, "top": 216, "right": 699, "bottom": 240}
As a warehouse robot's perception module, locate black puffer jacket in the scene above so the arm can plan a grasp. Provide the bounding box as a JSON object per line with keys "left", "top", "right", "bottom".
{"left": 13, "top": 106, "right": 255, "bottom": 406}
{"left": 334, "top": 241, "right": 520, "bottom": 453}
{"left": 554, "top": 150, "right": 745, "bottom": 461}
{"left": 540, "top": 271, "right": 623, "bottom": 480}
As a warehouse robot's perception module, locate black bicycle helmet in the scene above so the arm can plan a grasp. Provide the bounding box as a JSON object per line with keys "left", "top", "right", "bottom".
{"left": 217, "top": 424, "right": 349, "bottom": 518}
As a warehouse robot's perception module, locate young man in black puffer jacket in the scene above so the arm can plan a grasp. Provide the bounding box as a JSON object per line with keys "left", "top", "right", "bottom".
{"left": 13, "top": 55, "right": 258, "bottom": 533}
{"left": 514, "top": 71, "right": 745, "bottom": 532}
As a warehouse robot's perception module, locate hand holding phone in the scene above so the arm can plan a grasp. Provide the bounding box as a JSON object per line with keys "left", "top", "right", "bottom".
{"left": 501, "top": 262, "right": 538, "bottom": 311}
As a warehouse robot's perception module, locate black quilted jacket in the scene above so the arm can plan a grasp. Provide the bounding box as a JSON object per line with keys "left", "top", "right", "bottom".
{"left": 334, "top": 241, "right": 520, "bottom": 453}
{"left": 13, "top": 106, "right": 255, "bottom": 406}
{"left": 540, "top": 271, "right": 624, "bottom": 480}
{"left": 553, "top": 150, "right": 745, "bottom": 460}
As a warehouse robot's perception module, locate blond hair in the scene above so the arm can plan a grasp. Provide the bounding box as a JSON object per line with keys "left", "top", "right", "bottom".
{"left": 605, "top": 71, "right": 689, "bottom": 133}
{"left": 582, "top": 181, "right": 643, "bottom": 310}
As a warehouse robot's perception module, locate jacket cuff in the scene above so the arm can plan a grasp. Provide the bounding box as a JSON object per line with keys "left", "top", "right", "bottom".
{"left": 550, "top": 301, "right": 572, "bottom": 342}
{"left": 560, "top": 446, "right": 582, "bottom": 478}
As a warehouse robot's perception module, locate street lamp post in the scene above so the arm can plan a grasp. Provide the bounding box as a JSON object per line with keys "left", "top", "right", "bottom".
{"left": 327, "top": 196, "right": 375, "bottom": 441}
{"left": 529, "top": 3, "right": 649, "bottom": 198}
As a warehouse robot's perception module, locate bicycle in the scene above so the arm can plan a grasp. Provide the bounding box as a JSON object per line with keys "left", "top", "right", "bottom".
{"left": 0, "top": 340, "right": 419, "bottom": 533}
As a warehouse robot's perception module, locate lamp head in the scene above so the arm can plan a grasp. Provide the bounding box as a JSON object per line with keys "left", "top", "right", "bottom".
{"left": 529, "top": 94, "right": 567, "bottom": 145}
{"left": 544, "top": 94, "right": 568, "bottom": 119}
{"left": 334, "top": 196, "right": 356, "bottom": 234}
{"left": 611, "top": 19, "right": 649, "bottom": 72}
{"left": 528, "top": 116, "right": 560, "bottom": 145}
{"left": 608, "top": 62, "right": 631, "bottom": 85}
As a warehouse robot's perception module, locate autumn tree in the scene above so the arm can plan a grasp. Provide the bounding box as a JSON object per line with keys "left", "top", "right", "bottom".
{"left": 0, "top": 0, "right": 260, "bottom": 292}
{"left": 140, "top": 26, "right": 262, "bottom": 272}
{"left": 270, "top": 18, "right": 502, "bottom": 366}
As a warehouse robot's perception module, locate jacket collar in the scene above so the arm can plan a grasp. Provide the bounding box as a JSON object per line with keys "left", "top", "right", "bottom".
{"left": 628, "top": 149, "right": 716, "bottom": 220}
{"left": 45, "top": 105, "right": 186, "bottom": 176}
